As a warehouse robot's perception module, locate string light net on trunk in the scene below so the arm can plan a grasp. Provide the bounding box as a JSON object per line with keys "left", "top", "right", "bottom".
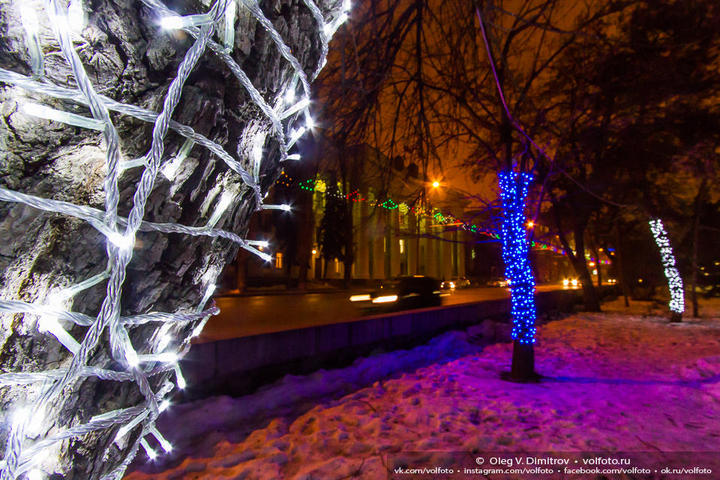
{"left": 0, "top": 0, "right": 351, "bottom": 479}
{"left": 649, "top": 218, "right": 685, "bottom": 316}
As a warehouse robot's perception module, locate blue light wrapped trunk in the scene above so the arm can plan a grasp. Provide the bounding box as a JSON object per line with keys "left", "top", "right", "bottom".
{"left": 498, "top": 170, "right": 537, "bottom": 344}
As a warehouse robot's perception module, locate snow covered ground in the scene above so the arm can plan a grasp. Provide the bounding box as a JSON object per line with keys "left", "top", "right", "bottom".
{"left": 125, "top": 298, "right": 720, "bottom": 479}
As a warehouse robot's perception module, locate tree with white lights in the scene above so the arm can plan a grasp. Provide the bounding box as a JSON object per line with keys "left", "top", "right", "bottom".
{"left": 0, "top": 0, "right": 349, "bottom": 478}
{"left": 544, "top": 0, "right": 720, "bottom": 321}
{"left": 648, "top": 219, "right": 684, "bottom": 322}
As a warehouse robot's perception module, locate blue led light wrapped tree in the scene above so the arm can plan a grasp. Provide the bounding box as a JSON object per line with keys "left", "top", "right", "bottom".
{"left": 498, "top": 169, "right": 538, "bottom": 380}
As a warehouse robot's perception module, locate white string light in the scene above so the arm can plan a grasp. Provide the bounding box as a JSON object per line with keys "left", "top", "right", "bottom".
{"left": 26, "top": 471, "right": 44, "bottom": 480}
{"left": 113, "top": 411, "right": 149, "bottom": 445}
{"left": 158, "top": 399, "right": 171, "bottom": 413}
{"left": 136, "top": 352, "right": 178, "bottom": 364}
{"left": 262, "top": 204, "right": 292, "bottom": 211}
{"left": 279, "top": 97, "right": 311, "bottom": 120}
{"left": 246, "top": 239, "right": 269, "bottom": 248}
{"left": 154, "top": 324, "right": 173, "bottom": 352}
{"left": 37, "top": 315, "right": 81, "bottom": 356}
{"left": 120, "top": 156, "right": 148, "bottom": 172}
{"left": 223, "top": 0, "right": 236, "bottom": 51}
{"left": 160, "top": 13, "right": 214, "bottom": 30}
{"left": 161, "top": 138, "right": 195, "bottom": 180}
{"left": 19, "top": 3, "right": 39, "bottom": 35}
{"left": 149, "top": 427, "right": 173, "bottom": 453}
{"left": 21, "top": 102, "right": 106, "bottom": 130}
{"left": 173, "top": 364, "right": 187, "bottom": 390}
{"left": 284, "top": 79, "right": 297, "bottom": 105}
{"left": 305, "top": 112, "right": 316, "bottom": 129}
{"left": 19, "top": 3, "right": 43, "bottom": 78}
{"left": 287, "top": 126, "right": 307, "bottom": 149}
{"left": 106, "top": 231, "right": 135, "bottom": 252}
{"left": 206, "top": 191, "right": 235, "bottom": 228}
{"left": 0, "top": 0, "right": 350, "bottom": 478}
{"left": 139, "top": 439, "right": 158, "bottom": 461}
{"left": 649, "top": 219, "right": 685, "bottom": 315}
{"left": 67, "top": 0, "right": 85, "bottom": 35}
{"left": 251, "top": 132, "right": 266, "bottom": 181}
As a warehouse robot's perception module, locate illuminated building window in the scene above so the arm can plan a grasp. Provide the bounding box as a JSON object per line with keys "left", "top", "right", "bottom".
{"left": 399, "top": 239, "right": 405, "bottom": 254}
{"left": 335, "top": 258, "right": 339, "bottom": 273}
{"left": 275, "top": 252, "right": 283, "bottom": 269}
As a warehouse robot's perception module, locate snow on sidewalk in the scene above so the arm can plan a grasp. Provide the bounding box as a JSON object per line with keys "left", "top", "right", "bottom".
{"left": 125, "top": 302, "right": 720, "bottom": 479}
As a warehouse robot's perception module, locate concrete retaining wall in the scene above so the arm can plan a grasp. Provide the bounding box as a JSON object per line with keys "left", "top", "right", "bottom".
{"left": 181, "top": 289, "right": 590, "bottom": 397}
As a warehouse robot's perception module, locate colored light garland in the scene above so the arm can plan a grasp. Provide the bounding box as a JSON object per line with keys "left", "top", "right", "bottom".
{"left": 381, "top": 198, "right": 398, "bottom": 209}
{"left": 0, "top": 0, "right": 349, "bottom": 478}
{"left": 649, "top": 219, "right": 685, "bottom": 314}
{"left": 276, "top": 171, "right": 568, "bottom": 255}
{"left": 498, "top": 170, "right": 537, "bottom": 344}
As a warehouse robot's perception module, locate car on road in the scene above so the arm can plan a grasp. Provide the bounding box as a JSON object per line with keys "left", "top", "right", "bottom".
{"left": 350, "top": 276, "right": 442, "bottom": 313}
{"left": 488, "top": 277, "right": 510, "bottom": 288}
{"left": 441, "top": 276, "right": 471, "bottom": 290}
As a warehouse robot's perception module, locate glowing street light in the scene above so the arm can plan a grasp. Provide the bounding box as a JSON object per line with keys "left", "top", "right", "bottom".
{"left": 432, "top": 181, "right": 440, "bottom": 188}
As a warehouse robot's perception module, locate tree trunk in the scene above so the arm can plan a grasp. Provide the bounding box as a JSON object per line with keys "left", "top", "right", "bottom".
{"left": 690, "top": 179, "right": 707, "bottom": 318}
{"left": 295, "top": 195, "right": 315, "bottom": 291}
{"left": 614, "top": 224, "right": 631, "bottom": 307}
{"left": 415, "top": 211, "right": 421, "bottom": 273}
{"left": 571, "top": 221, "right": 601, "bottom": 311}
{"left": 294, "top": 151, "right": 319, "bottom": 291}
{"left": 590, "top": 241, "right": 602, "bottom": 288}
{"left": 343, "top": 254, "right": 353, "bottom": 287}
{"left": 691, "top": 212, "right": 700, "bottom": 318}
{"left": 498, "top": 170, "right": 537, "bottom": 382}
{"left": 573, "top": 256, "right": 600, "bottom": 311}
{"left": 648, "top": 218, "right": 684, "bottom": 322}
{"left": 343, "top": 198, "right": 354, "bottom": 288}
{"left": 506, "top": 340, "right": 538, "bottom": 382}
{"left": 497, "top": 87, "right": 535, "bottom": 380}
{"left": 0, "top": 1, "right": 343, "bottom": 479}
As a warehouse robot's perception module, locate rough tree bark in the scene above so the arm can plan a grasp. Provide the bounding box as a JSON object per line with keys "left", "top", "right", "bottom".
{"left": 0, "top": 0, "right": 342, "bottom": 478}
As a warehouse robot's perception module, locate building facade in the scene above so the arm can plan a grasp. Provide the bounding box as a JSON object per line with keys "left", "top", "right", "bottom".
{"left": 308, "top": 191, "right": 467, "bottom": 282}
{"left": 220, "top": 144, "right": 472, "bottom": 291}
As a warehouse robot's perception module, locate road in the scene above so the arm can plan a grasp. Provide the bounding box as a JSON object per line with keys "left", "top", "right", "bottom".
{"left": 197, "top": 284, "right": 571, "bottom": 343}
